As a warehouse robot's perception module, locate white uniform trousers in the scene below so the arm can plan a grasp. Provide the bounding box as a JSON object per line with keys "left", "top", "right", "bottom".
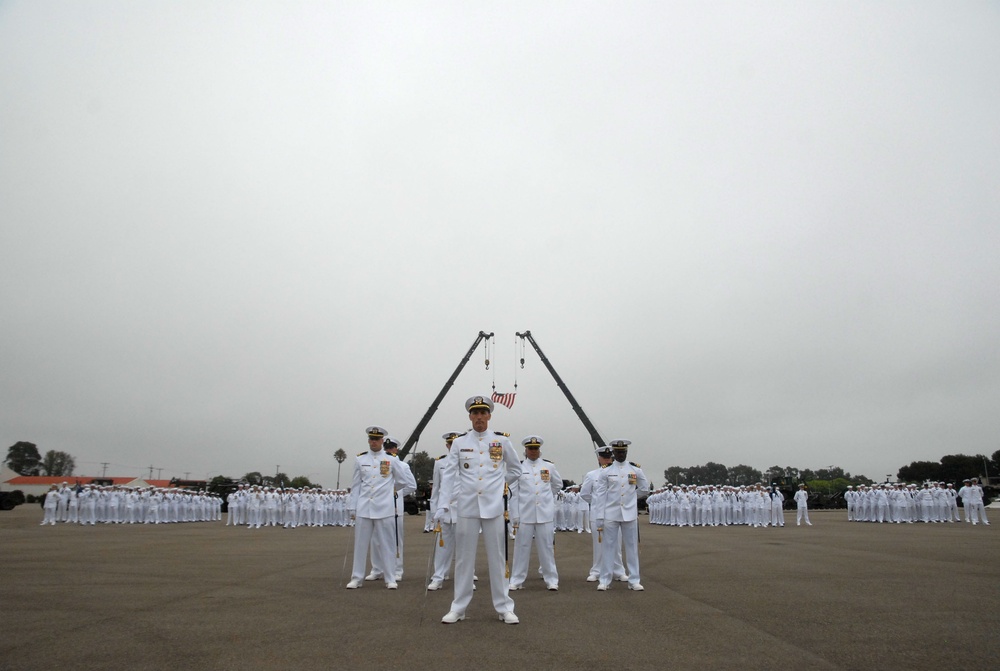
{"left": 350, "top": 517, "right": 396, "bottom": 585}
{"left": 509, "top": 521, "right": 557, "bottom": 587}
{"left": 589, "top": 518, "right": 625, "bottom": 578}
{"left": 431, "top": 521, "right": 456, "bottom": 583}
{"left": 599, "top": 519, "right": 640, "bottom": 587}
{"left": 450, "top": 515, "right": 514, "bottom": 616}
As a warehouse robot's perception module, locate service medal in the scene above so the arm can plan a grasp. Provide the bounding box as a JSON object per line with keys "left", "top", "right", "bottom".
{"left": 628, "top": 473, "right": 637, "bottom": 486}
{"left": 489, "top": 444, "right": 502, "bottom": 461}
{"left": 380, "top": 460, "right": 390, "bottom": 477}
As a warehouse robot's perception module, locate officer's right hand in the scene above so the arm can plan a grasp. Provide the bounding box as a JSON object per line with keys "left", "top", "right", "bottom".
{"left": 595, "top": 519, "right": 604, "bottom": 530}
{"left": 433, "top": 508, "right": 447, "bottom": 523}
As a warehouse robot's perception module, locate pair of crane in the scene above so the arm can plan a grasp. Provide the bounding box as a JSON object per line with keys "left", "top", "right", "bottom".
{"left": 396, "top": 331, "right": 605, "bottom": 461}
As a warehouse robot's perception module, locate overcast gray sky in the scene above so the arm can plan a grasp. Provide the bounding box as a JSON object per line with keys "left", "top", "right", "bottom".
{"left": 2, "top": 1, "right": 998, "bottom": 487}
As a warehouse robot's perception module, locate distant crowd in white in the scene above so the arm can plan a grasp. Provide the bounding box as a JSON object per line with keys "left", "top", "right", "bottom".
{"left": 41, "top": 483, "right": 222, "bottom": 525}
{"left": 645, "top": 484, "right": 788, "bottom": 527}
{"left": 845, "top": 480, "right": 990, "bottom": 525}
{"left": 223, "top": 484, "right": 354, "bottom": 528}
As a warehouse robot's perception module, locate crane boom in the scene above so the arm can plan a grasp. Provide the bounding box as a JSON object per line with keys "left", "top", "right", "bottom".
{"left": 516, "top": 330, "right": 606, "bottom": 448}
{"left": 397, "top": 331, "right": 494, "bottom": 461}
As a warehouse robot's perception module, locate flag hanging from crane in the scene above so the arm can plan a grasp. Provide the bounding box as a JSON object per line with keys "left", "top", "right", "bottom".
{"left": 491, "top": 391, "right": 516, "bottom": 409}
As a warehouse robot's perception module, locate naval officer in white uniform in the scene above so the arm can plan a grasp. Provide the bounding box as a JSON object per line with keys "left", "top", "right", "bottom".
{"left": 508, "top": 435, "right": 562, "bottom": 591}
{"left": 435, "top": 395, "right": 522, "bottom": 624}
{"left": 594, "top": 439, "right": 649, "bottom": 591}
{"left": 346, "top": 426, "right": 416, "bottom": 590}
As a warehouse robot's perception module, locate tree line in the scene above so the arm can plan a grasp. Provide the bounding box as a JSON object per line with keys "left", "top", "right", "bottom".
{"left": 5, "top": 441, "right": 76, "bottom": 477}
{"left": 662, "top": 450, "right": 1000, "bottom": 493}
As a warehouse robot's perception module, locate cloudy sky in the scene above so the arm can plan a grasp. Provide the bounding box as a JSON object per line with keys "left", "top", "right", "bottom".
{"left": 2, "top": 2, "right": 998, "bottom": 487}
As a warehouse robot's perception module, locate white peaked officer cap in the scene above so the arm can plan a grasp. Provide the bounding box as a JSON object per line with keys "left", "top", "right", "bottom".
{"left": 366, "top": 426, "right": 388, "bottom": 439}
{"left": 465, "top": 395, "right": 494, "bottom": 412}
{"left": 521, "top": 436, "right": 544, "bottom": 448}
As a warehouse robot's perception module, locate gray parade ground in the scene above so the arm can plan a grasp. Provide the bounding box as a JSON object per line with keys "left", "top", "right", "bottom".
{"left": 2, "top": 507, "right": 998, "bottom": 671}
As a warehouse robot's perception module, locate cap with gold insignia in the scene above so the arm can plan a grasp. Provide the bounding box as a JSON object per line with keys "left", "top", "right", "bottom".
{"left": 383, "top": 436, "right": 400, "bottom": 449}
{"left": 595, "top": 445, "right": 613, "bottom": 455}
{"left": 521, "top": 435, "right": 544, "bottom": 449}
{"left": 366, "top": 426, "right": 387, "bottom": 439}
{"left": 442, "top": 431, "right": 460, "bottom": 441}
{"left": 465, "top": 395, "right": 494, "bottom": 412}
{"left": 610, "top": 439, "right": 631, "bottom": 449}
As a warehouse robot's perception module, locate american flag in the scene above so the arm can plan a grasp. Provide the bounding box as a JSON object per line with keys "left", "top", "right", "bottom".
{"left": 491, "top": 391, "right": 516, "bottom": 409}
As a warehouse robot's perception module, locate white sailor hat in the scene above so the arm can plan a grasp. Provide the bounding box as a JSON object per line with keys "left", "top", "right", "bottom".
{"left": 465, "top": 395, "right": 494, "bottom": 412}
{"left": 521, "top": 435, "right": 543, "bottom": 449}
{"left": 366, "top": 426, "right": 387, "bottom": 439}
{"left": 609, "top": 439, "right": 631, "bottom": 449}
{"left": 595, "top": 445, "right": 613, "bottom": 456}
{"left": 383, "top": 436, "right": 400, "bottom": 449}
{"left": 442, "top": 431, "right": 460, "bottom": 441}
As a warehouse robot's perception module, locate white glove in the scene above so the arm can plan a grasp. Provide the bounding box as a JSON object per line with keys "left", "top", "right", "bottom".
{"left": 595, "top": 519, "right": 604, "bottom": 530}
{"left": 512, "top": 517, "right": 520, "bottom": 528}
{"left": 433, "top": 508, "right": 448, "bottom": 523}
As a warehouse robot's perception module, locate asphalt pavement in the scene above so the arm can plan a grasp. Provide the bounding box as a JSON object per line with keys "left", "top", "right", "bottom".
{"left": 2, "top": 507, "right": 997, "bottom": 671}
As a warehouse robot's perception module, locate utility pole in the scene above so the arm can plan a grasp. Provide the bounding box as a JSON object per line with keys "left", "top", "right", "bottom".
{"left": 148, "top": 465, "right": 154, "bottom": 480}
{"left": 157, "top": 468, "right": 163, "bottom": 479}
{"left": 100, "top": 462, "right": 109, "bottom": 477}
{"left": 184, "top": 472, "right": 190, "bottom": 480}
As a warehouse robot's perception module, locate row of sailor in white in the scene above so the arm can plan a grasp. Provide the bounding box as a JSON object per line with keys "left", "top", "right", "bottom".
{"left": 593, "top": 440, "right": 650, "bottom": 591}
{"left": 646, "top": 484, "right": 784, "bottom": 527}
{"left": 41, "top": 484, "right": 221, "bottom": 525}
{"left": 508, "top": 435, "right": 562, "bottom": 591}
{"left": 846, "top": 481, "right": 989, "bottom": 524}
{"left": 226, "top": 486, "right": 353, "bottom": 528}
{"left": 436, "top": 395, "right": 522, "bottom": 624}
{"left": 346, "top": 426, "right": 416, "bottom": 590}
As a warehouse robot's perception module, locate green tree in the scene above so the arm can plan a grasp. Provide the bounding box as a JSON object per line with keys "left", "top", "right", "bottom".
{"left": 290, "top": 475, "right": 316, "bottom": 489}
{"left": 5, "top": 441, "right": 42, "bottom": 475}
{"left": 408, "top": 451, "right": 435, "bottom": 488}
{"left": 41, "top": 450, "right": 76, "bottom": 477}
{"left": 664, "top": 466, "right": 687, "bottom": 485}
{"left": 688, "top": 462, "right": 728, "bottom": 485}
{"left": 242, "top": 471, "right": 263, "bottom": 485}
{"left": 728, "top": 464, "right": 762, "bottom": 486}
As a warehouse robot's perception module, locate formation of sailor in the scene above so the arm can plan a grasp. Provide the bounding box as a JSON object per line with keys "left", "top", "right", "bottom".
{"left": 226, "top": 484, "right": 353, "bottom": 529}
{"left": 646, "top": 483, "right": 785, "bottom": 528}
{"left": 847, "top": 481, "right": 987, "bottom": 525}
{"left": 433, "top": 395, "right": 522, "bottom": 625}
{"left": 40, "top": 483, "right": 221, "bottom": 525}
{"left": 346, "top": 426, "right": 416, "bottom": 590}
{"left": 593, "top": 440, "right": 649, "bottom": 591}
{"left": 508, "top": 435, "right": 562, "bottom": 591}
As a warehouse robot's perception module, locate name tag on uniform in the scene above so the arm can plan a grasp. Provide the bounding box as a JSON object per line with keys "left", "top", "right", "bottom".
{"left": 541, "top": 469, "right": 550, "bottom": 482}
{"left": 489, "top": 444, "right": 502, "bottom": 461}
{"left": 460, "top": 448, "right": 474, "bottom": 453}
{"left": 380, "top": 461, "right": 390, "bottom": 477}
{"left": 628, "top": 473, "right": 637, "bottom": 486}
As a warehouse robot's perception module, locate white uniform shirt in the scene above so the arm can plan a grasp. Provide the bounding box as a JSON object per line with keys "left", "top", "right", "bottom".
{"left": 350, "top": 449, "right": 416, "bottom": 520}
{"left": 510, "top": 457, "right": 562, "bottom": 524}
{"left": 594, "top": 460, "right": 649, "bottom": 523}
{"left": 438, "top": 430, "right": 521, "bottom": 519}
